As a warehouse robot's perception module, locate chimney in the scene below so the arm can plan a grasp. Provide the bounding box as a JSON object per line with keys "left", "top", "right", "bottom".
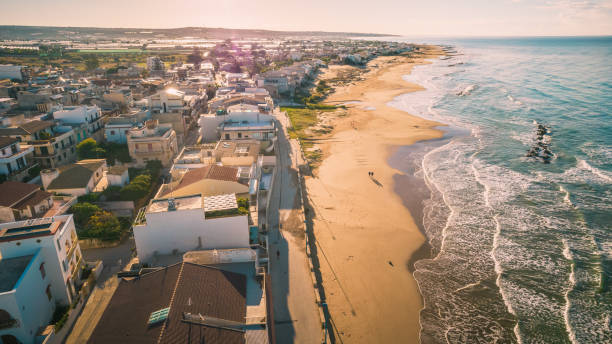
{"left": 41, "top": 168, "right": 59, "bottom": 190}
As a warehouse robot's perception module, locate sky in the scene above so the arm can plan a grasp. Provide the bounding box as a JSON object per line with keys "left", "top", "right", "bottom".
{"left": 1, "top": 0, "right": 611, "bottom": 36}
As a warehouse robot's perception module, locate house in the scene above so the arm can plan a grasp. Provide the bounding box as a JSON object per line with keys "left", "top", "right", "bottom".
{"left": 0, "top": 215, "right": 84, "bottom": 344}
{"left": 0, "top": 65, "right": 25, "bottom": 81}
{"left": 146, "top": 56, "right": 165, "bottom": 72}
{"left": 127, "top": 120, "right": 178, "bottom": 167}
{"left": 0, "top": 137, "right": 36, "bottom": 182}
{"left": 88, "top": 259, "right": 271, "bottom": 344}
{"left": 106, "top": 165, "right": 129, "bottom": 187}
{"left": 148, "top": 88, "right": 187, "bottom": 143}
{"left": 41, "top": 159, "right": 107, "bottom": 197}
{"left": 156, "top": 165, "right": 248, "bottom": 199}
{"left": 133, "top": 193, "right": 249, "bottom": 264}
{"left": 198, "top": 111, "right": 275, "bottom": 142}
{"left": 53, "top": 105, "right": 104, "bottom": 142}
{"left": 0, "top": 120, "right": 78, "bottom": 169}
{"left": 0, "top": 182, "right": 53, "bottom": 223}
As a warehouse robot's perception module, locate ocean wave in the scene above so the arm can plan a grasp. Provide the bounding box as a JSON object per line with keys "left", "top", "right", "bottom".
{"left": 573, "top": 159, "right": 612, "bottom": 184}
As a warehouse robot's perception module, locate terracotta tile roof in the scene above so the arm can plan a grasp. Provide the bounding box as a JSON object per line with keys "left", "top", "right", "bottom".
{"left": 0, "top": 181, "right": 39, "bottom": 207}
{"left": 162, "top": 165, "right": 239, "bottom": 198}
{"left": 13, "top": 189, "right": 52, "bottom": 210}
{"left": 0, "top": 120, "right": 55, "bottom": 136}
{"left": 0, "top": 136, "right": 18, "bottom": 148}
{"left": 89, "top": 262, "right": 247, "bottom": 344}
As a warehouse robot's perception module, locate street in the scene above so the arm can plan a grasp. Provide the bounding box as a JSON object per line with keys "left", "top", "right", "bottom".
{"left": 267, "top": 110, "right": 323, "bottom": 343}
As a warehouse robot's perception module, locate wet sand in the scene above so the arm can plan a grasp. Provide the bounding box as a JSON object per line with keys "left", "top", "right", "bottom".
{"left": 303, "top": 46, "right": 445, "bottom": 343}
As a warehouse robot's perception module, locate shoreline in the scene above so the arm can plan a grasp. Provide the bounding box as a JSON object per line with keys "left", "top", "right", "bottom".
{"left": 303, "top": 46, "right": 446, "bottom": 343}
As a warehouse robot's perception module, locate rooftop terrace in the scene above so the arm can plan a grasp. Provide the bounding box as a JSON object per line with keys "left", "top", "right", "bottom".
{"left": 0, "top": 254, "right": 35, "bottom": 293}
{"left": 0, "top": 218, "right": 63, "bottom": 242}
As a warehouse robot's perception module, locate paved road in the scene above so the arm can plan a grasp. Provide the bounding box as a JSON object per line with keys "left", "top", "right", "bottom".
{"left": 268, "top": 110, "right": 323, "bottom": 344}
{"left": 65, "top": 238, "right": 135, "bottom": 343}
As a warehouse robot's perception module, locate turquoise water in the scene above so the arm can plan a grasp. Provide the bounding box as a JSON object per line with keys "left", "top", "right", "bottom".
{"left": 390, "top": 37, "right": 612, "bottom": 343}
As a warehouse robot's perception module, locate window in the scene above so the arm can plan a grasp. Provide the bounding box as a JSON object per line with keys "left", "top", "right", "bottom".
{"left": 135, "top": 143, "right": 139, "bottom": 150}
{"left": 238, "top": 133, "right": 242, "bottom": 138}
{"left": 46, "top": 285, "right": 52, "bottom": 300}
{"left": 110, "top": 130, "right": 116, "bottom": 135}
{"left": 39, "top": 263, "right": 46, "bottom": 279}
{"left": 147, "top": 143, "right": 153, "bottom": 152}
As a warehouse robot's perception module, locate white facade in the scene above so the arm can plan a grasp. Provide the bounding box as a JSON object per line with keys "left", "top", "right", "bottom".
{"left": 0, "top": 215, "right": 83, "bottom": 344}
{"left": 198, "top": 112, "right": 275, "bottom": 142}
{"left": 53, "top": 105, "right": 103, "bottom": 142}
{"left": 0, "top": 251, "right": 53, "bottom": 344}
{"left": 0, "top": 65, "right": 24, "bottom": 81}
{"left": 104, "top": 123, "right": 133, "bottom": 143}
{"left": 133, "top": 195, "right": 249, "bottom": 263}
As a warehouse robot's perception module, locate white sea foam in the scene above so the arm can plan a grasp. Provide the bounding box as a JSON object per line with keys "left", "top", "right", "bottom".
{"left": 559, "top": 185, "right": 574, "bottom": 207}
{"left": 457, "top": 84, "right": 478, "bottom": 96}
{"left": 576, "top": 159, "right": 612, "bottom": 183}
{"left": 507, "top": 94, "right": 523, "bottom": 105}
{"left": 562, "top": 240, "right": 578, "bottom": 344}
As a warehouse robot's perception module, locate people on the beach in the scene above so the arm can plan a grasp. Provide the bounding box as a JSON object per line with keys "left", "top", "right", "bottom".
{"left": 368, "top": 171, "right": 374, "bottom": 177}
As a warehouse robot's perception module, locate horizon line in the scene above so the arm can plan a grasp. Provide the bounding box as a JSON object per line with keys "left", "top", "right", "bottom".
{"left": 1, "top": 25, "right": 611, "bottom": 39}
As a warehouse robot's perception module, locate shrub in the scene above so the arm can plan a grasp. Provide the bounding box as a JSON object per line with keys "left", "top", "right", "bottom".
{"left": 77, "top": 138, "right": 105, "bottom": 159}
{"left": 52, "top": 304, "right": 70, "bottom": 331}
{"left": 83, "top": 211, "right": 122, "bottom": 241}
{"left": 69, "top": 202, "right": 102, "bottom": 228}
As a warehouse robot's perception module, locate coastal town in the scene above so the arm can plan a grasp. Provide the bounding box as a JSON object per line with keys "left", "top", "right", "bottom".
{"left": 0, "top": 30, "right": 422, "bottom": 344}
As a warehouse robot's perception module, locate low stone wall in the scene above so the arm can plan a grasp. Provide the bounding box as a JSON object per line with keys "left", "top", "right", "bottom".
{"left": 78, "top": 238, "right": 122, "bottom": 249}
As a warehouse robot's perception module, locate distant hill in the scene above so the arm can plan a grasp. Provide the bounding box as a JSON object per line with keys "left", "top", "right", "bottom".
{"left": 0, "top": 26, "right": 395, "bottom": 41}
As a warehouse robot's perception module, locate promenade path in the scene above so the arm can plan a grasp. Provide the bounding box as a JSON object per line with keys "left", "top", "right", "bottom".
{"left": 268, "top": 109, "right": 323, "bottom": 343}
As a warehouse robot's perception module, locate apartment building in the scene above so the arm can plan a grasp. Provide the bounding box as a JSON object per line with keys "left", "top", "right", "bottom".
{"left": 53, "top": 105, "right": 104, "bottom": 142}
{"left": 127, "top": 120, "right": 178, "bottom": 167}
{"left": 0, "top": 215, "right": 83, "bottom": 344}
{"left": 133, "top": 193, "right": 249, "bottom": 264}
{"left": 0, "top": 137, "right": 36, "bottom": 182}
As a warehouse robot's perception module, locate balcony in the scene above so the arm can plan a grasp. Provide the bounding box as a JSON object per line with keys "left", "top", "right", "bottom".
{"left": 66, "top": 236, "right": 78, "bottom": 260}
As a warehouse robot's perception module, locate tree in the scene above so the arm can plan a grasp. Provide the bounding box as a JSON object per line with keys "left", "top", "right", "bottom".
{"left": 85, "top": 56, "right": 100, "bottom": 71}
{"left": 187, "top": 47, "right": 203, "bottom": 68}
{"left": 69, "top": 202, "right": 102, "bottom": 228}
{"left": 76, "top": 138, "right": 105, "bottom": 159}
{"left": 84, "top": 211, "right": 122, "bottom": 241}
{"left": 120, "top": 174, "right": 151, "bottom": 201}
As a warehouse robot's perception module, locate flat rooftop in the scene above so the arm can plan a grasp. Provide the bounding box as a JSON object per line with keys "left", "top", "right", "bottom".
{"left": 148, "top": 195, "right": 202, "bottom": 213}
{"left": 0, "top": 219, "right": 62, "bottom": 242}
{"left": 0, "top": 254, "right": 34, "bottom": 292}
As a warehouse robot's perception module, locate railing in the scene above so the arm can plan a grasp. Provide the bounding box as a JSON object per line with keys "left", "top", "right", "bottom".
{"left": 53, "top": 196, "right": 78, "bottom": 216}
{"left": 133, "top": 207, "right": 147, "bottom": 225}
{"left": 66, "top": 237, "right": 78, "bottom": 260}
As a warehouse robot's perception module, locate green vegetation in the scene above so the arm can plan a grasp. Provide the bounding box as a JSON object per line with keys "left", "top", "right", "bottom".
{"left": 120, "top": 174, "right": 152, "bottom": 201}
{"left": 76, "top": 138, "right": 131, "bottom": 165}
{"left": 76, "top": 138, "right": 105, "bottom": 159}
{"left": 69, "top": 202, "right": 125, "bottom": 241}
{"left": 51, "top": 304, "right": 70, "bottom": 331}
{"left": 70, "top": 202, "right": 102, "bottom": 228}
{"left": 83, "top": 211, "right": 122, "bottom": 241}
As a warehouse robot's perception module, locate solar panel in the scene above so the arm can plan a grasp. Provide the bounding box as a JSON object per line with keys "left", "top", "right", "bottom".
{"left": 148, "top": 307, "right": 170, "bottom": 325}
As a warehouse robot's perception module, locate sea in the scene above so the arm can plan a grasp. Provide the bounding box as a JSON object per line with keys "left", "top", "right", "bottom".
{"left": 387, "top": 37, "right": 612, "bottom": 343}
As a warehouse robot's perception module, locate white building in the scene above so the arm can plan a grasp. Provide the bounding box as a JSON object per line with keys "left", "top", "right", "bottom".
{"left": 104, "top": 122, "right": 134, "bottom": 144}
{"left": 0, "top": 65, "right": 25, "bottom": 81}
{"left": 198, "top": 111, "right": 275, "bottom": 142}
{"left": 53, "top": 105, "right": 104, "bottom": 142}
{"left": 0, "top": 215, "right": 83, "bottom": 344}
{"left": 133, "top": 194, "right": 249, "bottom": 264}
{"left": 146, "top": 56, "right": 165, "bottom": 72}
{"left": 42, "top": 159, "right": 107, "bottom": 197}
{"left": 0, "top": 137, "right": 35, "bottom": 182}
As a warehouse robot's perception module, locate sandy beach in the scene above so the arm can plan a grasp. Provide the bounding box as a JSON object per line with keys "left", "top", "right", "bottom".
{"left": 303, "top": 46, "right": 445, "bottom": 343}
